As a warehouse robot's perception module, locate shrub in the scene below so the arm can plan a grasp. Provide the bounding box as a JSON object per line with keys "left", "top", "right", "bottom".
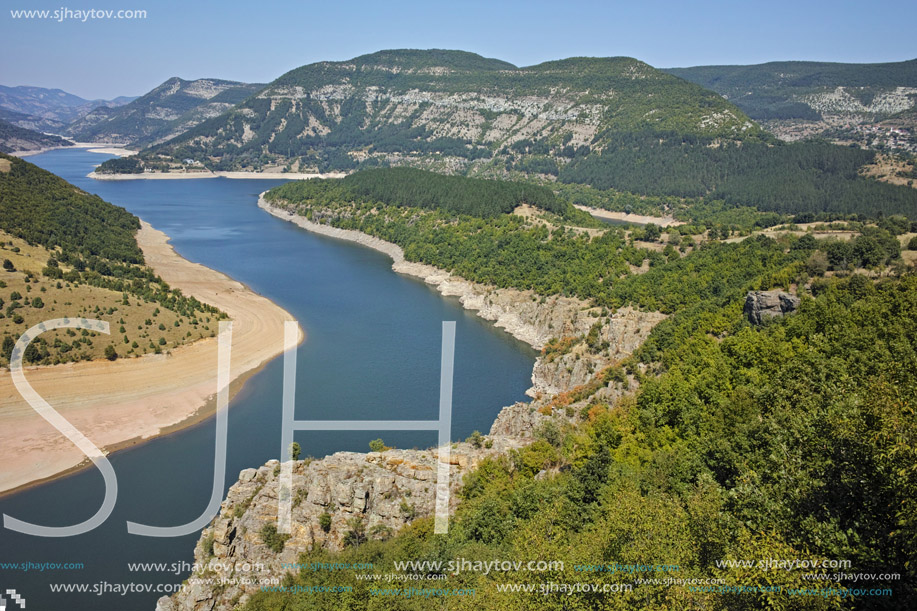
{"left": 201, "top": 532, "right": 215, "bottom": 559}
{"left": 399, "top": 499, "right": 417, "bottom": 520}
{"left": 259, "top": 524, "right": 290, "bottom": 553}
{"left": 342, "top": 517, "right": 366, "bottom": 547}
{"left": 319, "top": 512, "right": 332, "bottom": 533}
{"left": 805, "top": 251, "right": 829, "bottom": 277}
{"left": 466, "top": 430, "right": 484, "bottom": 449}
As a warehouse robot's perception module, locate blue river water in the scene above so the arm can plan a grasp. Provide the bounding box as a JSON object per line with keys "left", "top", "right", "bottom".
{"left": 0, "top": 150, "right": 535, "bottom": 610}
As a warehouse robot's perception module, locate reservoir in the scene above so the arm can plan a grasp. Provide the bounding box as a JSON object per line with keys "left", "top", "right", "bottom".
{"left": 0, "top": 150, "right": 536, "bottom": 610}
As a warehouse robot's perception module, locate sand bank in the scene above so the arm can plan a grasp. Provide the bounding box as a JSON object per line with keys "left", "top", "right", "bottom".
{"left": 12, "top": 142, "right": 133, "bottom": 158}
{"left": 0, "top": 222, "right": 303, "bottom": 494}
{"left": 573, "top": 204, "right": 683, "bottom": 227}
{"left": 86, "top": 147, "right": 136, "bottom": 156}
{"left": 90, "top": 170, "right": 346, "bottom": 181}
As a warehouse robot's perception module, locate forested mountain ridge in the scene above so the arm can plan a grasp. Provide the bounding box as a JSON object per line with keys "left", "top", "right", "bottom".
{"left": 65, "top": 77, "right": 263, "bottom": 147}
{"left": 103, "top": 50, "right": 917, "bottom": 221}
{"left": 666, "top": 59, "right": 917, "bottom": 153}
{"left": 665, "top": 59, "right": 917, "bottom": 121}
{"left": 131, "top": 49, "right": 760, "bottom": 173}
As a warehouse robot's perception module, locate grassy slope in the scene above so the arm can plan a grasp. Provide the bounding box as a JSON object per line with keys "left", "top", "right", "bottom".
{"left": 0, "top": 152, "right": 220, "bottom": 366}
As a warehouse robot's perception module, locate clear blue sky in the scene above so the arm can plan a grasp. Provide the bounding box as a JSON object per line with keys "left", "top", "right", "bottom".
{"left": 2, "top": 0, "right": 915, "bottom": 99}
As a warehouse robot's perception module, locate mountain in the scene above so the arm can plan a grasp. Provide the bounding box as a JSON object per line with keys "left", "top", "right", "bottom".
{"left": 665, "top": 59, "right": 917, "bottom": 153}
{"left": 666, "top": 59, "right": 917, "bottom": 120}
{"left": 0, "top": 85, "right": 135, "bottom": 131}
{"left": 132, "top": 49, "right": 760, "bottom": 174}
{"left": 64, "top": 77, "right": 263, "bottom": 147}
{"left": 0, "top": 118, "right": 73, "bottom": 154}
{"left": 0, "top": 107, "right": 67, "bottom": 132}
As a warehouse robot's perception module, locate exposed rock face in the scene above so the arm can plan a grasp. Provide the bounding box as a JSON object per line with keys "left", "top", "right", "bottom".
{"left": 161, "top": 203, "right": 665, "bottom": 611}
{"left": 148, "top": 52, "right": 756, "bottom": 175}
{"left": 66, "top": 77, "right": 263, "bottom": 147}
{"left": 744, "top": 290, "right": 800, "bottom": 325}
{"left": 158, "top": 446, "right": 511, "bottom": 611}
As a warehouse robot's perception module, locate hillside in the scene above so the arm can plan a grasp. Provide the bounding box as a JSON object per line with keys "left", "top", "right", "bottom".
{"left": 557, "top": 134, "right": 917, "bottom": 218}
{"left": 65, "top": 77, "right": 263, "bottom": 147}
{"left": 0, "top": 152, "right": 220, "bottom": 367}
{"left": 0, "top": 84, "right": 134, "bottom": 132}
{"left": 271, "top": 166, "right": 567, "bottom": 217}
{"left": 666, "top": 59, "right": 917, "bottom": 153}
{"left": 0, "top": 106, "right": 67, "bottom": 133}
{"left": 170, "top": 168, "right": 917, "bottom": 611}
{"left": 102, "top": 50, "right": 917, "bottom": 220}
{"left": 666, "top": 59, "right": 917, "bottom": 120}
{"left": 129, "top": 49, "right": 760, "bottom": 174}
{"left": 0, "top": 119, "right": 73, "bottom": 154}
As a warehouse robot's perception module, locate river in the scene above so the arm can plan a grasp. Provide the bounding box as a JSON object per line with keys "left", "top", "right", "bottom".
{"left": 0, "top": 150, "right": 535, "bottom": 610}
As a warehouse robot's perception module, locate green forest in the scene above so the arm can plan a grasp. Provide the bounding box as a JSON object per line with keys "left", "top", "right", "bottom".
{"left": 666, "top": 59, "right": 917, "bottom": 120}
{"left": 246, "top": 199, "right": 917, "bottom": 609}
{"left": 265, "top": 169, "right": 903, "bottom": 310}
{"left": 269, "top": 168, "right": 567, "bottom": 217}
{"left": 0, "top": 153, "right": 143, "bottom": 262}
{"left": 559, "top": 133, "right": 917, "bottom": 218}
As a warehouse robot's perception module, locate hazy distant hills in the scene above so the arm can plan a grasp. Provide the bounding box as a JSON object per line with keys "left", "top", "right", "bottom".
{"left": 64, "top": 77, "right": 263, "bottom": 148}
{"left": 138, "top": 49, "right": 760, "bottom": 173}
{"left": 0, "top": 119, "right": 73, "bottom": 154}
{"left": 0, "top": 84, "right": 135, "bottom": 132}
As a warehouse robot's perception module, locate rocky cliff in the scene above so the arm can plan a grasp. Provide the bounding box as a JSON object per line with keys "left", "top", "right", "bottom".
{"left": 139, "top": 49, "right": 758, "bottom": 176}
{"left": 159, "top": 202, "right": 665, "bottom": 611}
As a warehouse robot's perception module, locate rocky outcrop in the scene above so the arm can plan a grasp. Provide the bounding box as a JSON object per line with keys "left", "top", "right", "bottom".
{"left": 744, "top": 290, "right": 800, "bottom": 325}
{"left": 161, "top": 201, "right": 665, "bottom": 611}
{"left": 156, "top": 444, "right": 516, "bottom": 611}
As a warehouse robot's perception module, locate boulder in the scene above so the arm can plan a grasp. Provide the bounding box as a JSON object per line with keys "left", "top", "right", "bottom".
{"left": 744, "top": 290, "right": 800, "bottom": 325}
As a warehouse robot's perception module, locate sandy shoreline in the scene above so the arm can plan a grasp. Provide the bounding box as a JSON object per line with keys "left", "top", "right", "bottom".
{"left": 11, "top": 142, "right": 134, "bottom": 158}
{"left": 90, "top": 170, "right": 347, "bottom": 181}
{"left": 0, "top": 222, "right": 303, "bottom": 495}
{"left": 86, "top": 147, "right": 136, "bottom": 156}
{"left": 573, "top": 204, "right": 683, "bottom": 227}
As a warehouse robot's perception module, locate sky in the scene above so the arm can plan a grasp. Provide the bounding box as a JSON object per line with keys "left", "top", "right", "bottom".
{"left": 2, "top": 0, "right": 916, "bottom": 99}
